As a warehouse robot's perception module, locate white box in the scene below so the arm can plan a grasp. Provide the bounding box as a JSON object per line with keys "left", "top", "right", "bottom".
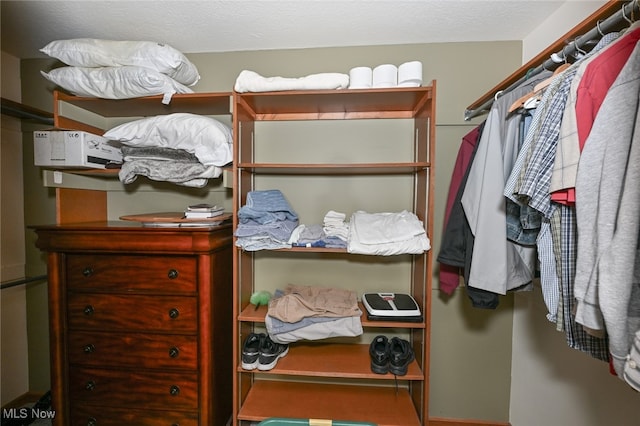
{"left": 34, "top": 130, "right": 122, "bottom": 168}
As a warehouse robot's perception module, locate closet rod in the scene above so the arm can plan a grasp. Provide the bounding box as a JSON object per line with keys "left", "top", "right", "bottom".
{"left": 0, "top": 275, "right": 48, "bottom": 290}
{"left": 464, "top": 0, "right": 639, "bottom": 121}
{"left": 1, "top": 97, "right": 53, "bottom": 125}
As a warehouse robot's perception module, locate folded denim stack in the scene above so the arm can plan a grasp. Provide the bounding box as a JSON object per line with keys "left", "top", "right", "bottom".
{"left": 235, "top": 189, "right": 299, "bottom": 251}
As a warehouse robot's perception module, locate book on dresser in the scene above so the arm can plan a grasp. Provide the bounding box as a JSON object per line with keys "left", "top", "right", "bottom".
{"left": 184, "top": 203, "right": 225, "bottom": 218}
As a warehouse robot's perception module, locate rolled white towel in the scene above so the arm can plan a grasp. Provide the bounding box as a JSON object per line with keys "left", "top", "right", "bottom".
{"left": 234, "top": 70, "right": 349, "bottom": 93}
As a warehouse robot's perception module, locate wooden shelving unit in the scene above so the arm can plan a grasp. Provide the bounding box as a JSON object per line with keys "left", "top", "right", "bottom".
{"left": 231, "top": 84, "right": 436, "bottom": 426}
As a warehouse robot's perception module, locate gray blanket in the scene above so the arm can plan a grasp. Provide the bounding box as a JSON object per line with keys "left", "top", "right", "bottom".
{"left": 119, "top": 146, "right": 221, "bottom": 187}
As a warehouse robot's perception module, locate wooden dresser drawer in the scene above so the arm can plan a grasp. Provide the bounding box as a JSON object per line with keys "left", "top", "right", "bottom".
{"left": 71, "top": 404, "right": 199, "bottom": 426}
{"left": 69, "top": 367, "right": 199, "bottom": 410}
{"left": 68, "top": 330, "right": 198, "bottom": 369}
{"left": 66, "top": 254, "right": 197, "bottom": 293}
{"left": 67, "top": 293, "right": 198, "bottom": 332}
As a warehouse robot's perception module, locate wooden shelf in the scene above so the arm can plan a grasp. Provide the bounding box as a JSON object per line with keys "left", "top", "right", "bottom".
{"left": 55, "top": 91, "right": 232, "bottom": 117}
{"left": 239, "top": 304, "right": 426, "bottom": 329}
{"left": 238, "top": 342, "right": 424, "bottom": 380}
{"left": 237, "top": 162, "right": 430, "bottom": 174}
{"left": 235, "top": 86, "right": 433, "bottom": 120}
{"left": 40, "top": 167, "right": 120, "bottom": 176}
{"left": 237, "top": 380, "right": 422, "bottom": 426}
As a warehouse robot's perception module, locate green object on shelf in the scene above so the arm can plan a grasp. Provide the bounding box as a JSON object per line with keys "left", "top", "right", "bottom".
{"left": 250, "top": 290, "right": 272, "bottom": 309}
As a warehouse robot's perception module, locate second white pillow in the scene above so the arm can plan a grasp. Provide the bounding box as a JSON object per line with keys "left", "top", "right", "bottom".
{"left": 41, "top": 66, "right": 194, "bottom": 104}
{"left": 104, "top": 113, "right": 233, "bottom": 167}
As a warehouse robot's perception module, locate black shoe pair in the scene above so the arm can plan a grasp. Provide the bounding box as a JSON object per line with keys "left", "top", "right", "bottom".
{"left": 241, "top": 333, "right": 289, "bottom": 371}
{"left": 369, "top": 335, "right": 415, "bottom": 376}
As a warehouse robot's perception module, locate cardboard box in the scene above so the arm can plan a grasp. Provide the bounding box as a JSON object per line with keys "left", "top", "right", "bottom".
{"left": 33, "top": 130, "right": 122, "bottom": 168}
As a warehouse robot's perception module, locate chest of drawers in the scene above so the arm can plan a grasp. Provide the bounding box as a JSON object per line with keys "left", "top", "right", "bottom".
{"left": 34, "top": 223, "right": 233, "bottom": 426}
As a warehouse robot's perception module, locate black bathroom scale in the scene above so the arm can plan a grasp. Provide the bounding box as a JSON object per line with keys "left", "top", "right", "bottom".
{"left": 362, "top": 293, "right": 423, "bottom": 322}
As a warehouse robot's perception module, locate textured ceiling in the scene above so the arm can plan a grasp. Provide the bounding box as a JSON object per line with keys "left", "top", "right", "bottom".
{"left": 1, "top": 0, "right": 569, "bottom": 59}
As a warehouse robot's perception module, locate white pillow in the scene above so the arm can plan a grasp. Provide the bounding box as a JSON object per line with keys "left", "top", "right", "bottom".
{"left": 103, "top": 113, "right": 233, "bottom": 167}
{"left": 41, "top": 66, "right": 193, "bottom": 104}
{"left": 41, "top": 39, "right": 200, "bottom": 86}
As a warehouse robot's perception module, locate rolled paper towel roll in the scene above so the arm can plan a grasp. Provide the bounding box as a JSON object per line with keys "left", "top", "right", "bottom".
{"left": 372, "top": 64, "right": 398, "bottom": 88}
{"left": 398, "top": 61, "right": 423, "bottom": 87}
{"left": 349, "top": 66, "right": 373, "bottom": 89}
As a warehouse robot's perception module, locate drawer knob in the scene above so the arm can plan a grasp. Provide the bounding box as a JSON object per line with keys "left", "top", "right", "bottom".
{"left": 83, "top": 305, "right": 94, "bottom": 316}
{"left": 87, "top": 417, "right": 97, "bottom": 426}
{"left": 82, "top": 267, "right": 94, "bottom": 277}
{"left": 169, "top": 346, "right": 180, "bottom": 358}
{"left": 169, "top": 385, "right": 180, "bottom": 396}
{"left": 168, "top": 308, "right": 180, "bottom": 319}
{"left": 85, "top": 380, "right": 96, "bottom": 391}
{"left": 83, "top": 344, "right": 95, "bottom": 353}
{"left": 168, "top": 269, "right": 179, "bottom": 279}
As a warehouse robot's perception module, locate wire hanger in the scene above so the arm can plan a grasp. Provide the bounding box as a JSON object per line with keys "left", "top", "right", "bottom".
{"left": 572, "top": 39, "right": 588, "bottom": 59}
{"left": 622, "top": 2, "right": 633, "bottom": 24}
{"left": 507, "top": 45, "right": 572, "bottom": 114}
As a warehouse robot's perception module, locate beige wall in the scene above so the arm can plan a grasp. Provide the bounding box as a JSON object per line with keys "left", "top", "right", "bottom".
{"left": 1, "top": 51, "right": 30, "bottom": 405}
{"left": 522, "top": 0, "right": 608, "bottom": 62}
{"left": 6, "top": 49, "right": 55, "bottom": 396}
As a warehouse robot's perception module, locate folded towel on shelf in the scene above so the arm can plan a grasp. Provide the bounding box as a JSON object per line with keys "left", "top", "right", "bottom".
{"left": 237, "top": 189, "right": 298, "bottom": 224}
{"left": 289, "top": 224, "right": 347, "bottom": 248}
{"left": 323, "top": 210, "right": 349, "bottom": 241}
{"left": 118, "top": 146, "right": 222, "bottom": 187}
{"left": 348, "top": 210, "right": 431, "bottom": 255}
{"left": 235, "top": 218, "right": 298, "bottom": 251}
{"left": 234, "top": 70, "right": 349, "bottom": 93}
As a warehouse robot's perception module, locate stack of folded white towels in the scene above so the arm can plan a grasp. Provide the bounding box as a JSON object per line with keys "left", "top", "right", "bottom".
{"left": 323, "top": 210, "right": 350, "bottom": 242}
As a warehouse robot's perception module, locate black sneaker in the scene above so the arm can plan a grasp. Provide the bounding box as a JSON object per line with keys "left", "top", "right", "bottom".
{"left": 369, "top": 335, "right": 390, "bottom": 374}
{"left": 241, "top": 333, "right": 264, "bottom": 370}
{"left": 257, "top": 335, "right": 289, "bottom": 371}
{"left": 389, "top": 337, "right": 415, "bottom": 376}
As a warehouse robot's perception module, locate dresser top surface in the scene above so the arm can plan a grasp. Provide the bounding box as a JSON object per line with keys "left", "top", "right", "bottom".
{"left": 32, "top": 221, "right": 233, "bottom": 253}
